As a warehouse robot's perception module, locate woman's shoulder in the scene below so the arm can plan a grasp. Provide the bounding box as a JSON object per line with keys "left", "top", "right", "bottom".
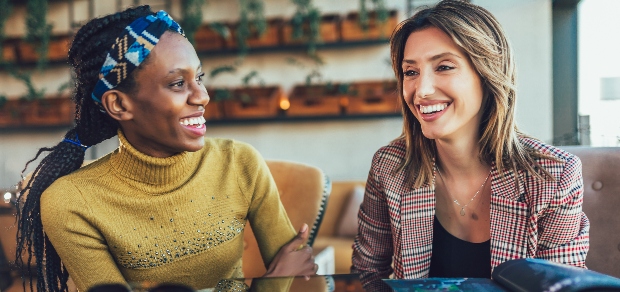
{"left": 201, "top": 138, "right": 266, "bottom": 175}
{"left": 518, "top": 136, "right": 579, "bottom": 163}
{"left": 518, "top": 136, "right": 582, "bottom": 178}
{"left": 370, "top": 138, "right": 408, "bottom": 171}
{"left": 203, "top": 137, "right": 260, "bottom": 158}
{"left": 375, "top": 138, "right": 407, "bottom": 158}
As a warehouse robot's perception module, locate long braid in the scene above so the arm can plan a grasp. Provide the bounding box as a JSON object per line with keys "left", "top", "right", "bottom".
{"left": 15, "top": 6, "right": 153, "bottom": 292}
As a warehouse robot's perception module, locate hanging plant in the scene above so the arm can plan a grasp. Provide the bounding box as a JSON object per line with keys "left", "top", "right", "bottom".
{"left": 10, "top": 68, "right": 46, "bottom": 101}
{"left": 181, "top": 0, "right": 205, "bottom": 46}
{"left": 237, "top": 0, "right": 267, "bottom": 56}
{"left": 290, "top": 0, "right": 321, "bottom": 57}
{"left": 209, "top": 22, "right": 231, "bottom": 40}
{"left": 358, "top": 0, "right": 388, "bottom": 31}
{"left": 25, "top": 0, "right": 53, "bottom": 69}
{"left": 0, "top": 0, "right": 12, "bottom": 65}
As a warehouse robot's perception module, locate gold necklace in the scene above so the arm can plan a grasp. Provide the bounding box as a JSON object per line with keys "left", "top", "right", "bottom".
{"left": 436, "top": 167, "right": 491, "bottom": 216}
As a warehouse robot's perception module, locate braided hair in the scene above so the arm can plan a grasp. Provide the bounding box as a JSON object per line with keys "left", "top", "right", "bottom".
{"left": 16, "top": 6, "right": 153, "bottom": 292}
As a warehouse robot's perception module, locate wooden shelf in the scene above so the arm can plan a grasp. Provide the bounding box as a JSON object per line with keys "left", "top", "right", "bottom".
{"left": 204, "top": 112, "right": 401, "bottom": 126}
{"left": 197, "top": 39, "right": 389, "bottom": 58}
{"left": 1, "top": 38, "right": 390, "bottom": 68}
{"left": 0, "top": 96, "right": 75, "bottom": 129}
{"left": 1, "top": 8, "right": 397, "bottom": 67}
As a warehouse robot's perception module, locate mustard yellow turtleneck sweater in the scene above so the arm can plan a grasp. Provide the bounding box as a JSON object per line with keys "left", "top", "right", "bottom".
{"left": 40, "top": 132, "right": 296, "bottom": 291}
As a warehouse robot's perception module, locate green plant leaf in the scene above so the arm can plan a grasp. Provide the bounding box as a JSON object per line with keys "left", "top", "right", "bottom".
{"left": 25, "top": 0, "right": 53, "bottom": 69}
{"left": 210, "top": 65, "right": 237, "bottom": 78}
{"left": 0, "top": 0, "right": 12, "bottom": 64}
{"left": 209, "top": 22, "right": 231, "bottom": 39}
{"left": 0, "top": 95, "right": 7, "bottom": 108}
{"left": 212, "top": 88, "right": 233, "bottom": 102}
{"left": 242, "top": 70, "right": 260, "bottom": 86}
{"left": 240, "top": 93, "right": 252, "bottom": 104}
{"left": 181, "top": 0, "right": 206, "bottom": 45}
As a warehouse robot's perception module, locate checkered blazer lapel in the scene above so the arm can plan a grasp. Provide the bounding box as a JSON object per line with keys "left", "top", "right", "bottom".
{"left": 489, "top": 162, "right": 529, "bottom": 268}
{"left": 399, "top": 173, "right": 435, "bottom": 278}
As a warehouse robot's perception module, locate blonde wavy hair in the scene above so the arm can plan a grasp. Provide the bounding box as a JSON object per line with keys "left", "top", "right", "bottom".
{"left": 391, "top": 0, "right": 551, "bottom": 188}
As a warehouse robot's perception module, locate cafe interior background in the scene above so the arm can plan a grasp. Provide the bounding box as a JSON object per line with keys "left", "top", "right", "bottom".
{"left": 0, "top": 0, "right": 619, "bottom": 193}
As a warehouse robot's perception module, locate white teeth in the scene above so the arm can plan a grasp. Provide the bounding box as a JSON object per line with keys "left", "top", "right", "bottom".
{"left": 420, "top": 103, "right": 448, "bottom": 114}
{"left": 179, "top": 116, "right": 206, "bottom": 126}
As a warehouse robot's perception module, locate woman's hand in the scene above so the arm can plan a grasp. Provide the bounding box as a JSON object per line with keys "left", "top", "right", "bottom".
{"left": 263, "top": 223, "right": 318, "bottom": 278}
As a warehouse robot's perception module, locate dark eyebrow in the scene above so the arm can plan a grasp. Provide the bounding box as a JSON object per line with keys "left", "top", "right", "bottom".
{"left": 402, "top": 52, "right": 462, "bottom": 65}
{"left": 166, "top": 64, "right": 203, "bottom": 76}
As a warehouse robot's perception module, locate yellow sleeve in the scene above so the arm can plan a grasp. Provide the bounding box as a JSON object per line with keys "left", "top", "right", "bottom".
{"left": 233, "top": 142, "right": 296, "bottom": 267}
{"left": 41, "top": 179, "right": 128, "bottom": 291}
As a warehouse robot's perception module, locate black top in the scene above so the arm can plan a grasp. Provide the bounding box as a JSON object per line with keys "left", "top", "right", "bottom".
{"left": 428, "top": 215, "right": 492, "bottom": 278}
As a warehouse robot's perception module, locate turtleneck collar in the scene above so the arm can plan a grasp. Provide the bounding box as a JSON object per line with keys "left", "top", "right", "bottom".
{"left": 109, "top": 130, "right": 203, "bottom": 194}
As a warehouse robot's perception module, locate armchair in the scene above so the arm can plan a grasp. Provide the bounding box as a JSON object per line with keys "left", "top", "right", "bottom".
{"left": 562, "top": 146, "right": 620, "bottom": 278}
{"left": 242, "top": 160, "right": 332, "bottom": 278}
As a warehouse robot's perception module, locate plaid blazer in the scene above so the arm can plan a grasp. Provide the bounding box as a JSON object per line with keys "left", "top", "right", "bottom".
{"left": 351, "top": 137, "right": 590, "bottom": 288}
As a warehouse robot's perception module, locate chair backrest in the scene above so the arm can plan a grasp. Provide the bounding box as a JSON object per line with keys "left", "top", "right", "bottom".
{"left": 0, "top": 203, "right": 15, "bottom": 290}
{"left": 242, "top": 160, "right": 331, "bottom": 278}
{"left": 561, "top": 146, "right": 620, "bottom": 278}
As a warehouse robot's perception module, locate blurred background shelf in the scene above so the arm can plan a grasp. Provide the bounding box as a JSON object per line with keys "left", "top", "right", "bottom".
{"left": 204, "top": 112, "right": 401, "bottom": 126}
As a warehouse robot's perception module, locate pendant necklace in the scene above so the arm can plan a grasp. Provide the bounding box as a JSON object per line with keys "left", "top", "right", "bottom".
{"left": 436, "top": 166, "right": 491, "bottom": 216}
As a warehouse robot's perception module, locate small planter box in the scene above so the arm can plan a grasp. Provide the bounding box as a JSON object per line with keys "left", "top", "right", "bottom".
{"left": 194, "top": 24, "right": 226, "bottom": 52}
{"left": 223, "top": 86, "right": 283, "bottom": 119}
{"left": 227, "top": 18, "right": 284, "bottom": 49}
{"left": 204, "top": 101, "right": 226, "bottom": 121}
{"left": 18, "top": 35, "right": 71, "bottom": 63}
{"left": 286, "top": 84, "right": 346, "bottom": 117}
{"left": 341, "top": 10, "right": 398, "bottom": 41}
{"left": 0, "top": 99, "right": 20, "bottom": 127}
{"left": 21, "top": 96, "right": 75, "bottom": 126}
{"left": 1, "top": 40, "right": 18, "bottom": 62}
{"left": 0, "top": 96, "right": 74, "bottom": 128}
{"left": 282, "top": 14, "right": 341, "bottom": 45}
{"left": 346, "top": 80, "right": 400, "bottom": 115}
{"left": 204, "top": 88, "right": 231, "bottom": 121}
{"left": 48, "top": 35, "right": 72, "bottom": 62}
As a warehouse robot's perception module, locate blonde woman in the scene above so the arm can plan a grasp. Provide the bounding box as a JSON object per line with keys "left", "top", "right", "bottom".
{"left": 352, "top": 0, "right": 589, "bottom": 288}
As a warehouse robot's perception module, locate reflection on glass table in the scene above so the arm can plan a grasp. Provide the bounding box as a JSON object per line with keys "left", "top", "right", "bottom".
{"left": 209, "top": 274, "right": 365, "bottom": 292}
{"left": 117, "top": 259, "right": 620, "bottom": 292}
{"left": 123, "top": 274, "right": 365, "bottom": 292}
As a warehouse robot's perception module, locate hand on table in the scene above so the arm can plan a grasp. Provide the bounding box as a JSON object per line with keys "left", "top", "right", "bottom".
{"left": 263, "top": 223, "right": 318, "bottom": 278}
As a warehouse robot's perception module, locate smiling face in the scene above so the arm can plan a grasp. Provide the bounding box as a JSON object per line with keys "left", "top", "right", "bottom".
{"left": 401, "top": 26, "right": 484, "bottom": 143}
{"left": 118, "top": 31, "right": 210, "bottom": 157}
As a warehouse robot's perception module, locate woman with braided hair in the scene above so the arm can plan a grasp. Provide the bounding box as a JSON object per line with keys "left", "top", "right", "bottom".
{"left": 16, "top": 5, "right": 316, "bottom": 292}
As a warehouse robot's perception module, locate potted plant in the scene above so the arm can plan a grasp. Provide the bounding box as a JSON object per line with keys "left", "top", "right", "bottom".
{"left": 21, "top": 94, "right": 74, "bottom": 126}
{"left": 22, "top": 0, "right": 53, "bottom": 68}
{"left": 341, "top": 9, "right": 397, "bottom": 41}
{"left": 221, "top": 71, "right": 283, "bottom": 119}
{"left": 194, "top": 22, "right": 228, "bottom": 52}
{"left": 283, "top": 13, "right": 341, "bottom": 46}
{"left": 286, "top": 66, "right": 347, "bottom": 117}
{"left": 346, "top": 79, "right": 400, "bottom": 115}
{"left": 204, "top": 87, "right": 231, "bottom": 121}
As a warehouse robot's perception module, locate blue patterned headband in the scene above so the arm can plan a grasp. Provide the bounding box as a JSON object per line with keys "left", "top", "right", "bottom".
{"left": 91, "top": 10, "right": 185, "bottom": 103}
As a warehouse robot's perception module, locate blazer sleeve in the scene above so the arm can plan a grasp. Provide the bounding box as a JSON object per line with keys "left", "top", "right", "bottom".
{"left": 535, "top": 154, "right": 590, "bottom": 267}
{"left": 351, "top": 149, "right": 394, "bottom": 290}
